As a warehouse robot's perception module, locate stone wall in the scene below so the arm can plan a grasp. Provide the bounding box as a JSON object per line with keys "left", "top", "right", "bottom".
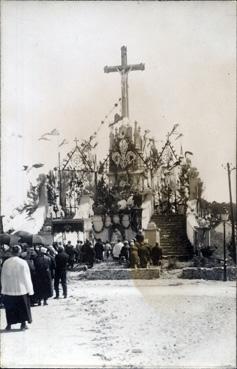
{"left": 77, "top": 267, "right": 160, "bottom": 280}
{"left": 181, "top": 266, "right": 236, "bottom": 281}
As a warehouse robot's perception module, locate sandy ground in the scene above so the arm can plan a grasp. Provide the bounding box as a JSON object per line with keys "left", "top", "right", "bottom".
{"left": 0, "top": 274, "right": 236, "bottom": 369}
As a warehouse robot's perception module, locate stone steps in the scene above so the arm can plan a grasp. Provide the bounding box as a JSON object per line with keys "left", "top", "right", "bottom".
{"left": 151, "top": 214, "right": 193, "bottom": 259}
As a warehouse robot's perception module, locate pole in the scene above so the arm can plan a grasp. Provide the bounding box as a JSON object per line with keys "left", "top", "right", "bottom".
{"left": 223, "top": 220, "right": 227, "bottom": 281}
{"left": 227, "top": 163, "right": 236, "bottom": 263}
{"left": 121, "top": 46, "right": 128, "bottom": 118}
{"left": 94, "top": 171, "right": 98, "bottom": 205}
{"left": 58, "top": 152, "right": 62, "bottom": 207}
{"left": 121, "top": 71, "right": 129, "bottom": 118}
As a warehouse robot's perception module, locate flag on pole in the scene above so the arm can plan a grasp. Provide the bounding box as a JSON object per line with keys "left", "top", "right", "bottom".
{"left": 58, "top": 139, "right": 68, "bottom": 147}
{"left": 109, "top": 113, "right": 122, "bottom": 127}
{"left": 32, "top": 163, "right": 44, "bottom": 168}
{"left": 169, "top": 123, "right": 179, "bottom": 137}
{"left": 48, "top": 129, "right": 60, "bottom": 136}
{"left": 38, "top": 135, "right": 51, "bottom": 141}
{"left": 185, "top": 151, "right": 193, "bottom": 157}
{"left": 39, "top": 128, "right": 60, "bottom": 139}
{"left": 22, "top": 163, "right": 44, "bottom": 174}
{"left": 175, "top": 133, "right": 183, "bottom": 140}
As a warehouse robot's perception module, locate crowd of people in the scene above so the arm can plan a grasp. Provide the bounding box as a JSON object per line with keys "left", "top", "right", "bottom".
{"left": 93, "top": 234, "right": 163, "bottom": 269}
{"left": 0, "top": 233, "right": 162, "bottom": 332}
{"left": 61, "top": 236, "right": 163, "bottom": 269}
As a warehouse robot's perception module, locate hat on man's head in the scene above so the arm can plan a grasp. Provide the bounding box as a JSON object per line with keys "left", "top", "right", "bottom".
{"left": 40, "top": 246, "right": 47, "bottom": 254}
{"left": 12, "top": 245, "right": 22, "bottom": 255}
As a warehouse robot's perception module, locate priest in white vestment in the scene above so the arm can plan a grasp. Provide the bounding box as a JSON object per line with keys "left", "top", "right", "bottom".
{"left": 1, "top": 245, "right": 34, "bottom": 331}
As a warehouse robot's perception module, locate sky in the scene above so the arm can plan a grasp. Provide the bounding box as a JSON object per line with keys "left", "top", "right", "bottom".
{"left": 1, "top": 1, "right": 236, "bottom": 215}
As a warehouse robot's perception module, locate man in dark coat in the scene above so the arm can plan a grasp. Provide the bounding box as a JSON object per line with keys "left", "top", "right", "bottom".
{"left": 65, "top": 241, "right": 76, "bottom": 270}
{"left": 75, "top": 241, "right": 83, "bottom": 263}
{"left": 54, "top": 245, "right": 69, "bottom": 299}
{"left": 80, "top": 242, "right": 86, "bottom": 263}
{"left": 84, "top": 240, "right": 95, "bottom": 268}
{"left": 94, "top": 239, "right": 104, "bottom": 262}
{"left": 129, "top": 240, "right": 140, "bottom": 268}
{"left": 151, "top": 242, "right": 163, "bottom": 266}
{"left": 34, "top": 246, "right": 53, "bottom": 305}
{"left": 137, "top": 241, "right": 150, "bottom": 268}
{"left": 47, "top": 246, "right": 56, "bottom": 279}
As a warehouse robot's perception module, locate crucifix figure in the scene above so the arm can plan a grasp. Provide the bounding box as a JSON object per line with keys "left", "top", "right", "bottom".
{"left": 104, "top": 46, "right": 145, "bottom": 119}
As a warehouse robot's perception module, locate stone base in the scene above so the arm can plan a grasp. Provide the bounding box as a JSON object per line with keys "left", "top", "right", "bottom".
{"left": 77, "top": 267, "right": 160, "bottom": 280}
{"left": 181, "top": 266, "right": 237, "bottom": 281}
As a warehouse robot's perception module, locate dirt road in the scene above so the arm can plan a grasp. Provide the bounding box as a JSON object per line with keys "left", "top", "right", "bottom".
{"left": 1, "top": 276, "right": 236, "bottom": 368}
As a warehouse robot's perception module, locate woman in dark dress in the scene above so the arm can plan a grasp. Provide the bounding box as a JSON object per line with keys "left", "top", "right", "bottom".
{"left": 34, "top": 247, "right": 53, "bottom": 306}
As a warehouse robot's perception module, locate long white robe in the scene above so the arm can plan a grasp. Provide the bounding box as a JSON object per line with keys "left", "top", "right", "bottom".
{"left": 1, "top": 256, "right": 34, "bottom": 296}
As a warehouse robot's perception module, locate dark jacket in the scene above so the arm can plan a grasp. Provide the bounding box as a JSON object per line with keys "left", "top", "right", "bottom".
{"left": 84, "top": 244, "right": 95, "bottom": 266}
{"left": 138, "top": 244, "right": 150, "bottom": 268}
{"left": 34, "top": 254, "right": 53, "bottom": 300}
{"left": 119, "top": 245, "right": 130, "bottom": 261}
{"left": 65, "top": 245, "right": 76, "bottom": 260}
{"left": 55, "top": 251, "right": 69, "bottom": 271}
{"left": 130, "top": 244, "right": 140, "bottom": 268}
{"left": 151, "top": 245, "right": 163, "bottom": 265}
{"left": 94, "top": 241, "right": 104, "bottom": 260}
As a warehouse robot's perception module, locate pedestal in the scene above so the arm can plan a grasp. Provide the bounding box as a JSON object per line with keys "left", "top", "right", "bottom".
{"left": 144, "top": 221, "right": 160, "bottom": 245}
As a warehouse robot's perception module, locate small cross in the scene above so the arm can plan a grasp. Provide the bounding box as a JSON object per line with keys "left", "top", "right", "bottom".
{"left": 74, "top": 137, "right": 79, "bottom": 146}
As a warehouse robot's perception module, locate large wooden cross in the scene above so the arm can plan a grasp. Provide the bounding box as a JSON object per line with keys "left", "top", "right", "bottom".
{"left": 104, "top": 46, "right": 145, "bottom": 119}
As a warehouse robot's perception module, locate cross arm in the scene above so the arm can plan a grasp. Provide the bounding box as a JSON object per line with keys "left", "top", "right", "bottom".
{"left": 104, "top": 65, "right": 122, "bottom": 73}
{"left": 104, "top": 63, "right": 145, "bottom": 73}
{"left": 127, "top": 63, "right": 145, "bottom": 71}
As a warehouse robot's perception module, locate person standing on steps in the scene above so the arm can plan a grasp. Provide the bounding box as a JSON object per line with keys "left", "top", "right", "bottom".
{"left": 119, "top": 240, "right": 130, "bottom": 265}
{"left": 1, "top": 245, "right": 34, "bottom": 331}
{"left": 112, "top": 239, "right": 124, "bottom": 260}
{"left": 137, "top": 239, "right": 150, "bottom": 268}
{"left": 94, "top": 239, "right": 104, "bottom": 262}
{"left": 104, "top": 240, "right": 112, "bottom": 261}
{"left": 54, "top": 245, "right": 69, "bottom": 299}
{"left": 151, "top": 242, "right": 163, "bottom": 266}
{"left": 129, "top": 240, "right": 140, "bottom": 268}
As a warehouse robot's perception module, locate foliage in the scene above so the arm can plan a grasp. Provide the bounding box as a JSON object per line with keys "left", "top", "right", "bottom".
{"left": 197, "top": 199, "right": 236, "bottom": 224}
{"left": 94, "top": 177, "right": 116, "bottom": 212}
{"left": 18, "top": 175, "right": 46, "bottom": 216}
{"left": 47, "top": 170, "right": 58, "bottom": 206}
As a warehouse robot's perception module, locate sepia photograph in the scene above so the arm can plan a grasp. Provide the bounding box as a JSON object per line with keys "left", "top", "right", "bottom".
{"left": 0, "top": 1, "right": 236, "bottom": 368}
